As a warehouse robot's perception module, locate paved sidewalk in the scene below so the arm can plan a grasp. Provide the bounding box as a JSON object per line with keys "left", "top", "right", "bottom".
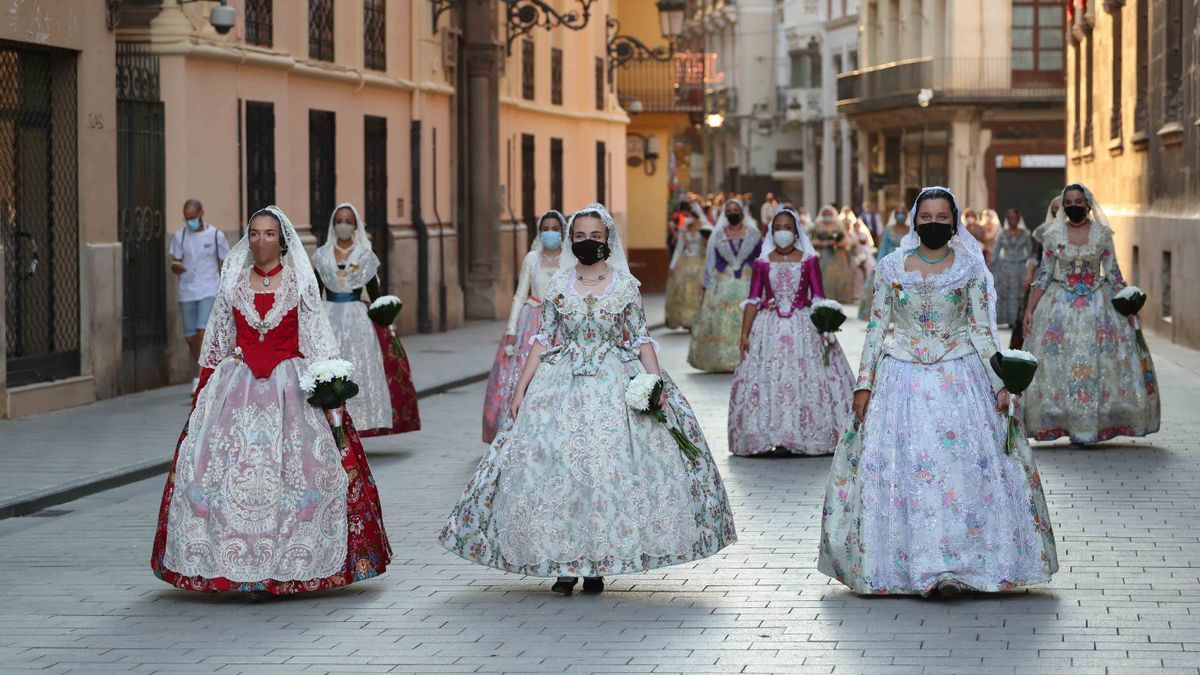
{"left": 0, "top": 296, "right": 665, "bottom": 519}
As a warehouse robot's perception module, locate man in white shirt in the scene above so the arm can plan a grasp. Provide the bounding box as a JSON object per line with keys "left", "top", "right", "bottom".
{"left": 169, "top": 198, "right": 230, "bottom": 389}
{"left": 759, "top": 192, "right": 779, "bottom": 227}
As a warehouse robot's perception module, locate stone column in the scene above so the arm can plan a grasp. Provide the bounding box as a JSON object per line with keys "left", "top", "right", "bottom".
{"left": 821, "top": 116, "right": 835, "bottom": 206}
{"left": 840, "top": 116, "right": 853, "bottom": 207}
{"left": 802, "top": 123, "right": 818, "bottom": 213}
{"left": 462, "top": 1, "right": 499, "bottom": 320}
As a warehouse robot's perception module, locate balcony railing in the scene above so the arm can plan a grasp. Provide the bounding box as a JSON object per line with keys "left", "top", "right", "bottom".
{"left": 616, "top": 58, "right": 704, "bottom": 113}
{"left": 837, "top": 57, "right": 1064, "bottom": 114}
{"left": 778, "top": 86, "right": 823, "bottom": 123}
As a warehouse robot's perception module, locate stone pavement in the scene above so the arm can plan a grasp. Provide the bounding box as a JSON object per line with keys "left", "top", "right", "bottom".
{"left": 0, "top": 303, "right": 1198, "bottom": 674}
{"left": 0, "top": 296, "right": 663, "bottom": 519}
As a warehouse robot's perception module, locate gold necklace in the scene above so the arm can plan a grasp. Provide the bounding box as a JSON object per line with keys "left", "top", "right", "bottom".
{"left": 577, "top": 272, "right": 607, "bottom": 286}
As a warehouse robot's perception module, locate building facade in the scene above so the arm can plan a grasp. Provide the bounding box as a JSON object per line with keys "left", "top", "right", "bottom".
{"left": 0, "top": 1, "right": 121, "bottom": 418}
{"left": 777, "top": 0, "right": 860, "bottom": 212}
{"left": 0, "top": 0, "right": 627, "bottom": 419}
{"left": 616, "top": 0, "right": 704, "bottom": 291}
{"left": 840, "top": 0, "right": 1067, "bottom": 220}
{"left": 1066, "top": 0, "right": 1200, "bottom": 347}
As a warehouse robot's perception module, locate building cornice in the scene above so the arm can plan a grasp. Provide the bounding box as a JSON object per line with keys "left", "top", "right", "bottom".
{"left": 498, "top": 95, "right": 631, "bottom": 125}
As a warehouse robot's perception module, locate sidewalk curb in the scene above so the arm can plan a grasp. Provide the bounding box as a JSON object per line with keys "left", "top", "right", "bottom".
{"left": 0, "top": 322, "right": 668, "bottom": 520}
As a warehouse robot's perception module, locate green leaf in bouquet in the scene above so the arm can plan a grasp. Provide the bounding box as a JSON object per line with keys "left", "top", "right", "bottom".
{"left": 810, "top": 307, "right": 847, "bottom": 333}
{"left": 343, "top": 380, "right": 360, "bottom": 400}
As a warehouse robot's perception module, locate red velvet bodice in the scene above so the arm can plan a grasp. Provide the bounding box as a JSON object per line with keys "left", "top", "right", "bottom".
{"left": 233, "top": 292, "right": 304, "bottom": 378}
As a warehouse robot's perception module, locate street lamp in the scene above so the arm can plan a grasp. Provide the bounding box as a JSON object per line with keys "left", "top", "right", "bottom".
{"left": 607, "top": 0, "right": 688, "bottom": 82}
{"left": 705, "top": 113, "right": 725, "bottom": 128}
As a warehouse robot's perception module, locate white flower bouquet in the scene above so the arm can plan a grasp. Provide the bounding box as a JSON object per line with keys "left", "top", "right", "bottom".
{"left": 300, "top": 358, "right": 359, "bottom": 448}
{"left": 1112, "top": 286, "right": 1149, "bottom": 352}
{"left": 367, "top": 295, "right": 407, "bottom": 358}
{"left": 989, "top": 349, "right": 1038, "bottom": 455}
{"left": 809, "top": 298, "right": 847, "bottom": 366}
{"left": 625, "top": 373, "right": 701, "bottom": 461}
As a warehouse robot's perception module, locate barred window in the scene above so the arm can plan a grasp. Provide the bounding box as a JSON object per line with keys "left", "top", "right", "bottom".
{"left": 364, "top": 0, "right": 386, "bottom": 71}
{"left": 522, "top": 39, "right": 534, "bottom": 101}
{"left": 595, "top": 57, "right": 604, "bottom": 110}
{"left": 309, "top": 110, "right": 336, "bottom": 243}
{"left": 551, "top": 48, "right": 563, "bottom": 105}
{"left": 1133, "top": 0, "right": 1148, "bottom": 138}
{"left": 1163, "top": 0, "right": 1183, "bottom": 121}
{"left": 595, "top": 141, "right": 607, "bottom": 205}
{"left": 550, "top": 137, "right": 563, "bottom": 210}
{"left": 308, "top": 0, "right": 334, "bottom": 62}
{"left": 1108, "top": 5, "right": 1122, "bottom": 142}
{"left": 244, "top": 0, "right": 273, "bottom": 48}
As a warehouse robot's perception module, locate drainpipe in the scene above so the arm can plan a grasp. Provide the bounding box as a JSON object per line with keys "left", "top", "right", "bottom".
{"left": 412, "top": 120, "right": 432, "bottom": 334}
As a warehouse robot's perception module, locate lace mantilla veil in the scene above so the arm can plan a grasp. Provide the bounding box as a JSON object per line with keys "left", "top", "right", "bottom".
{"left": 198, "top": 205, "right": 339, "bottom": 370}
{"left": 899, "top": 186, "right": 1002, "bottom": 346}
{"left": 1050, "top": 182, "right": 1114, "bottom": 236}
{"left": 313, "top": 202, "right": 380, "bottom": 289}
{"left": 759, "top": 207, "right": 817, "bottom": 262}
{"left": 559, "top": 203, "right": 634, "bottom": 281}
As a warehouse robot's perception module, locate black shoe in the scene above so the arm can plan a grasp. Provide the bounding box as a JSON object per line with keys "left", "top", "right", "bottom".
{"left": 935, "top": 580, "right": 965, "bottom": 598}
{"left": 551, "top": 576, "right": 578, "bottom": 595}
{"left": 582, "top": 576, "right": 605, "bottom": 594}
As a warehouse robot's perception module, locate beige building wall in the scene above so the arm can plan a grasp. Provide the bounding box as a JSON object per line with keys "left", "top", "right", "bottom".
{"left": 1066, "top": 3, "right": 1200, "bottom": 348}
{"left": 0, "top": 1, "right": 120, "bottom": 418}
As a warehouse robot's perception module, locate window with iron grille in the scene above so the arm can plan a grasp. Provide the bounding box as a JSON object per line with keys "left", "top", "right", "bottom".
{"left": 1, "top": 41, "right": 80, "bottom": 386}
{"left": 309, "top": 109, "right": 336, "bottom": 244}
{"left": 521, "top": 134, "right": 536, "bottom": 226}
{"left": 245, "top": 101, "right": 276, "bottom": 217}
{"left": 1163, "top": 0, "right": 1183, "bottom": 121}
{"left": 595, "top": 57, "right": 604, "bottom": 110}
{"left": 1072, "top": 43, "right": 1081, "bottom": 150}
{"left": 521, "top": 39, "right": 535, "bottom": 100}
{"left": 1109, "top": 5, "right": 1122, "bottom": 142}
{"left": 1133, "top": 0, "right": 1148, "bottom": 138}
{"left": 244, "top": 0, "right": 273, "bottom": 47}
{"left": 550, "top": 137, "right": 563, "bottom": 210}
{"left": 364, "top": 115, "right": 389, "bottom": 291}
{"left": 551, "top": 48, "right": 563, "bottom": 105}
{"left": 595, "top": 141, "right": 607, "bottom": 205}
{"left": 1084, "top": 30, "right": 1094, "bottom": 147}
{"left": 364, "top": 0, "right": 386, "bottom": 71}
{"left": 308, "top": 0, "right": 334, "bottom": 62}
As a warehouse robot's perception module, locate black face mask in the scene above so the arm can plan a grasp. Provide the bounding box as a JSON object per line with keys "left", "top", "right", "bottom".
{"left": 572, "top": 239, "right": 610, "bottom": 266}
{"left": 1063, "top": 205, "right": 1089, "bottom": 224}
{"left": 915, "top": 221, "right": 955, "bottom": 249}
{"left": 725, "top": 212, "right": 743, "bottom": 225}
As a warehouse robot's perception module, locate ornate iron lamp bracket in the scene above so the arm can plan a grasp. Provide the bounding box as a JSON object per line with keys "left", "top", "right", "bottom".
{"left": 505, "top": 0, "right": 596, "bottom": 54}
{"left": 606, "top": 16, "right": 672, "bottom": 82}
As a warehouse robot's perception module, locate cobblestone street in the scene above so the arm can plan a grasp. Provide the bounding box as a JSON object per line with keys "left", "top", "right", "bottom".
{"left": 0, "top": 316, "right": 1198, "bottom": 674}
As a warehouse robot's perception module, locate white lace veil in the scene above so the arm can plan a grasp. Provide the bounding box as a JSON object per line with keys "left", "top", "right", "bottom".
{"left": 560, "top": 203, "right": 632, "bottom": 279}
{"left": 199, "top": 205, "right": 338, "bottom": 369}
{"left": 713, "top": 197, "right": 758, "bottom": 233}
{"left": 759, "top": 208, "right": 817, "bottom": 261}
{"left": 313, "top": 202, "right": 380, "bottom": 289}
{"left": 1042, "top": 196, "right": 1062, "bottom": 227}
{"left": 530, "top": 209, "right": 567, "bottom": 254}
{"left": 901, "top": 186, "right": 1000, "bottom": 345}
{"left": 1051, "top": 182, "right": 1113, "bottom": 237}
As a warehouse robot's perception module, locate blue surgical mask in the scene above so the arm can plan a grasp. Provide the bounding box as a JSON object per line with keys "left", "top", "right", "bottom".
{"left": 895, "top": 213, "right": 907, "bottom": 224}
{"left": 539, "top": 230, "right": 563, "bottom": 250}
{"left": 186, "top": 218, "right": 202, "bottom": 231}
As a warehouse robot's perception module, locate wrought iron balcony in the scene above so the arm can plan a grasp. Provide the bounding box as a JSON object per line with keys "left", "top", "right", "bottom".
{"left": 616, "top": 57, "right": 704, "bottom": 113}
{"left": 778, "top": 86, "right": 823, "bottom": 123}
{"left": 836, "top": 57, "right": 1064, "bottom": 115}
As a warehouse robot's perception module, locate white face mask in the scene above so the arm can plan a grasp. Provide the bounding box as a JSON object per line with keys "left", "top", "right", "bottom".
{"left": 334, "top": 222, "right": 356, "bottom": 240}
{"left": 772, "top": 230, "right": 796, "bottom": 249}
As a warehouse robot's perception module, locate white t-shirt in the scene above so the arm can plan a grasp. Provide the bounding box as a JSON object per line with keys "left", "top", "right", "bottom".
{"left": 169, "top": 224, "right": 230, "bottom": 302}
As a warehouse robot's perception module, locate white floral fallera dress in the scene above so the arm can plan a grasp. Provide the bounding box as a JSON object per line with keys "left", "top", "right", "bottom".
{"left": 1023, "top": 222, "right": 1160, "bottom": 443}
{"left": 819, "top": 250, "right": 1058, "bottom": 595}
{"left": 438, "top": 268, "right": 737, "bottom": 577}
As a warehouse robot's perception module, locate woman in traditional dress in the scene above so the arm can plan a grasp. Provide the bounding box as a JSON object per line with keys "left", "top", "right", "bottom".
{"left": 811, "top": 205, "right": 856, "bottom": 303}
{"left": 664, "top": 203, "right": 710, "bottom": 329}
{"left": 845, "top": 208, "right": 876, "bottom": 302}
{"left": 819, "top": 186, "right": 1057, "bottom": 597}
{"left": 728, "top": 209, "right": 854, "bottom": 456}
{"left": 1022, "top": 183, "right": 1160, "bottom": 444}
{"left": 439, "top": 204, "right": 737, "bottom": 595}
{"left": 481, "top": 210, "right": 565, "bottom": 443}
{"left": 991, "top": 208, "right": 1034, "bottom": 328}
{"left": 151, "top": 206, "right": 391, "bottom": 594}
{"left": 857, "top": 209, "right": 909, "bottom": 321}
{"left": 687, "top": 198, "right": 761, "bottom": 372}
{"left": 313, "top": 203, "right": 420, "bottom": 438}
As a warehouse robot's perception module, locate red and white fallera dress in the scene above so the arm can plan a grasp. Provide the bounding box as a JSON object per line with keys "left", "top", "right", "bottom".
{"left": 151, "top": 206, "right": 390, "bottom": 595}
